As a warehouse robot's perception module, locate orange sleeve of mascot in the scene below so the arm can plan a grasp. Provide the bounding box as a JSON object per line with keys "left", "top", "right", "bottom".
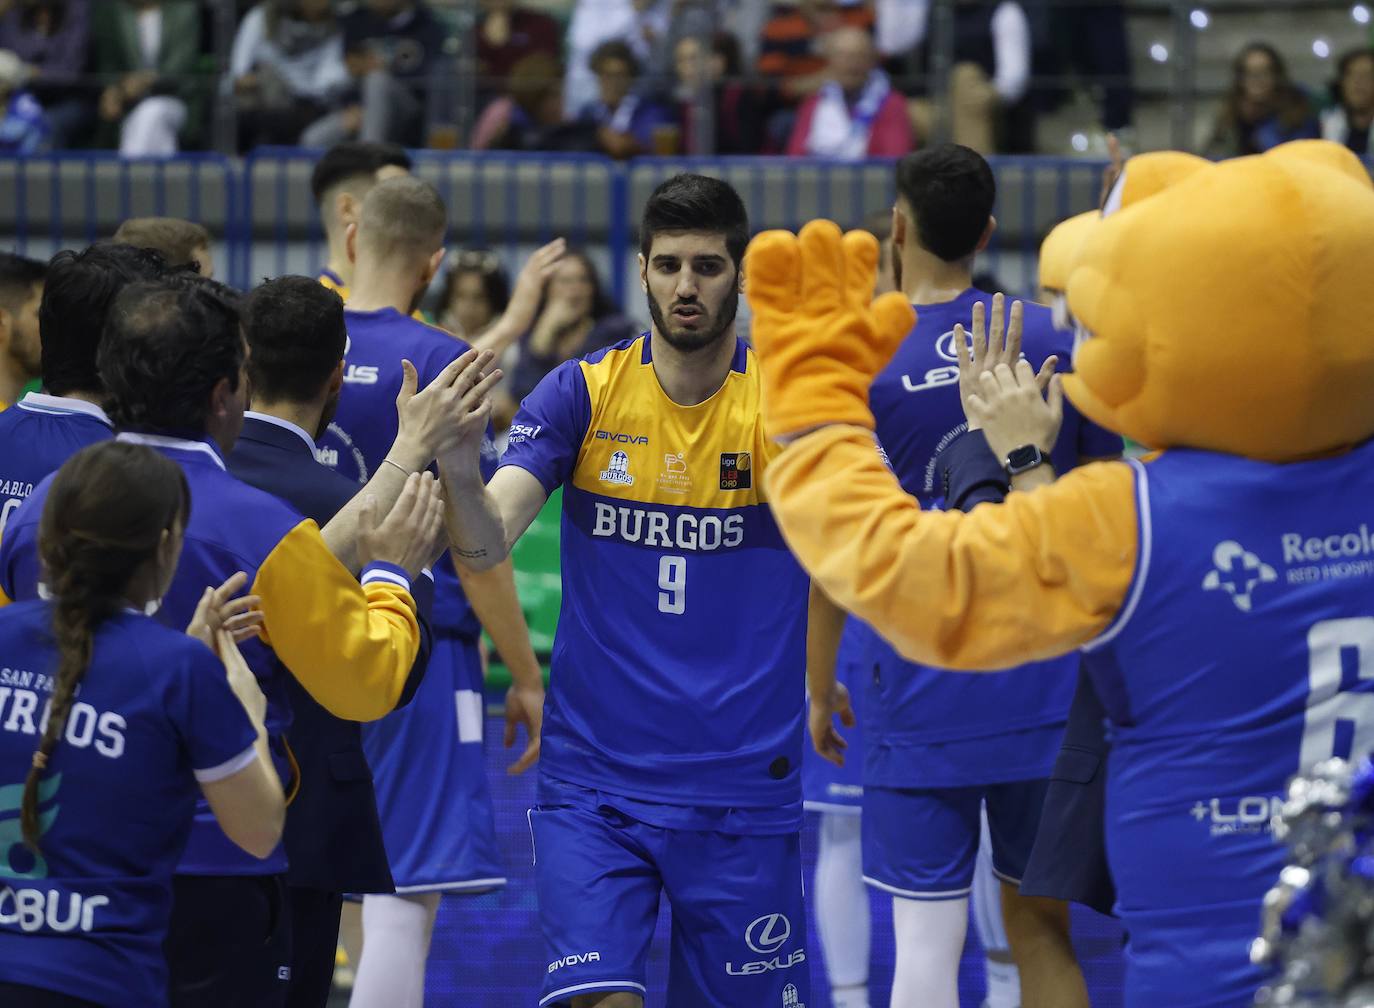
{"left": 767, "top": 427, "right": 1139, "bottom": 669}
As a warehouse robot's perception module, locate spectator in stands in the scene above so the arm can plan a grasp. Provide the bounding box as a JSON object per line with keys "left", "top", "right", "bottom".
{"left": 470, "top": 52, "right": 599, "bottom": 152}
{"left": 1205, "top": 42, "right": 1319, "bottom": 157}
{"left": 673, "top": 31, "right": 765, "bottom": 155}
{"left": 438, "top": 249, "right": 510, "bottom": 346}
{"left": 476, "top": 0, "right": 559, "bottom": 107}
{"left": 229, "top": 0, "right": 350, "bottom": 148}
{"left": 113, "top": 216, "right": 213, "bottom": 276}
{"left": 92, "top": 0, "right": 208, "bottom": 156}
{"left": 1043, "top": 0, "right": 1134, "bottom": 139}
{"left": 0, "top": 47, "right": 49, "bottom": 151}
{"left": 758, "top": 0, "right": 875, "bottom": 103}
{"left": 904, "top": 0, "right": 1032, "bottom": 154}
{"left": 0, "top": 251, "right": 45, "bottom": 410}
{"left": 1323, "top": 47, "right": 1374, "bottom": 156}
{"left": 577, "top": 39, "right": 673, "bottom": 158}
{"left": 0, "top": 0, "right": 93, "bottom": 148}
{"left": 787, "top": 25, "right": 913, "bottom": 158}
{"left": 300, "top": 0, "right": 442, "bottom": 148}
{"left": 563, "top": 0, "right": 717, "bottom": 119}
{"left": 494, "top": 249, "right": 636, "bottom": 428}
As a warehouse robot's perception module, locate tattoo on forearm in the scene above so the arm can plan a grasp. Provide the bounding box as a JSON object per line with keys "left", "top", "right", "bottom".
{"left": 453, "top": 546, "right": 489, "bottom": 560}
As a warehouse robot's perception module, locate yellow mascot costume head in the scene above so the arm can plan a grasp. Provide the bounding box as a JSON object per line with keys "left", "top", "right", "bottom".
{"left": 1066, "top": 142, "right": 1374, "bottom": 462}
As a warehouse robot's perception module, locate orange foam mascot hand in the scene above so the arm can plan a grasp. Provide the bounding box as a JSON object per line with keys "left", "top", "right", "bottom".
{"left": 745, "top": 220, "right": 915, "bottom": 439}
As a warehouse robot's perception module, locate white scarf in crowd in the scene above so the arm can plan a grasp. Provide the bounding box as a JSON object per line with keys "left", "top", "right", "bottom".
{"left": 806, "top": 70, "right": 891, "bottom": 160}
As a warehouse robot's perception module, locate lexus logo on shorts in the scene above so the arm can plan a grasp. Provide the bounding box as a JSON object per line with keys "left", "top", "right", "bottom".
{"left": 746, "top": 914, "right": 791, "bottom": 954}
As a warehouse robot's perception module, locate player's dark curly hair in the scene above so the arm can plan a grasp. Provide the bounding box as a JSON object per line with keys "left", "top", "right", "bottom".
{"left": 98, "top": 275, "right": 244, "bottom": 436}
{"left": 640, "top": 173, "right": 749, "bottom": 269}
{"left": 243, "top": 276, "right": 346, "bottom": 405}
{"left": 895, "top": 143, "right": 996, "bottom": 264}
{"left": 39, "top": 243, "right": 167, "bottom": 397}
{"left": 310, "top": 141, "right": 413, "bottom": 206}
{"left": 22, "top": 441, "right": 189, "bottom": 854}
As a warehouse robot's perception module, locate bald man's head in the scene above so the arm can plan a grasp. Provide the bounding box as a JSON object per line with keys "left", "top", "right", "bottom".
{"left": 825, "top": 26, "right": 876, "bottom": 94}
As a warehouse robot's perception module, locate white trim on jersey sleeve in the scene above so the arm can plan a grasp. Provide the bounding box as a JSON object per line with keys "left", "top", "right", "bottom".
{"left": 1082, "top": 456, "right": 1152, "bottom": 652}
{"left": 193, "top": 743, "right": 258, "bottom": 784}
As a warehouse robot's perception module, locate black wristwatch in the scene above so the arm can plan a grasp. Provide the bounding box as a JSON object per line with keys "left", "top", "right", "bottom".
{"left": 1003, "top": 444, "right": 1047, "bottom": 476}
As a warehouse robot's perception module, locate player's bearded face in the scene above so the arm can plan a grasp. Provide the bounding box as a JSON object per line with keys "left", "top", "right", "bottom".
{"left": 643, "top": 233, "right": 740, "bottom": 354}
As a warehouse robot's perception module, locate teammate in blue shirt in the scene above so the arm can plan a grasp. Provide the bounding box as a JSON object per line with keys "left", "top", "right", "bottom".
{"left": 0, "top": 243, "right": 166, "bottom": 540}
{"left": 0, "top": 273, "right": 446, "bottom": 1007}
{"left": 0, "top": 440, "right": 284, "bottom": 1008}
{"left": 313, "top": 175, "right": 546, "bottom": 1008}
{"left": 440, "top": 174, "right": 813, "bottom": 1008}
{"left": 807, "top": 145, "right": 1120, "bottom": 1008}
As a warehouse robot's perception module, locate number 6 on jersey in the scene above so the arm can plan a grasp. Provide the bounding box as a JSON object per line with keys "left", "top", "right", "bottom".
{"left": 659, "top": 555, "right": 686, "bottom": 614}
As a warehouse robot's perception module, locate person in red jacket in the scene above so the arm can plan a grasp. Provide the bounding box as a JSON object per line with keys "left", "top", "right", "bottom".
{"left": 787, "top": 25, "right": 914, "bottom": 159}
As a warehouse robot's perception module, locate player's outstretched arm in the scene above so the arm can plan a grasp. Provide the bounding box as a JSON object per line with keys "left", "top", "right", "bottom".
{"left": 251, "top": 476, "right": 442, "bottom": 721}
{"left": 747, "top": 221, "right": 1139, "bottom": 670}
{"left": 807, "top": 582, "right": 853, "bottom": 767}
{"left": 471, "top": 238, "right": 567, "bottom": 357}
{"left": 322, "top": 351, "right": 500, "bottom": 572}
{"left": 438, "top": 463, "right": 547, "bottom": 571}
{"left": 454, "top": 558, "right": 544, "bottom": 774}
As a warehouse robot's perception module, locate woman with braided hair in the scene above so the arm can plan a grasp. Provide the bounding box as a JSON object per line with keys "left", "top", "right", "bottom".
{"left": 0, "top": 441, "right": 284, "bottom": 1007}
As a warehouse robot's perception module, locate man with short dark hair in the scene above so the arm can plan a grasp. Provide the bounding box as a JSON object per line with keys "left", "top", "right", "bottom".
{"left": 113, "top": 216, "right": 214, "bottom": 277}
{"left": 0, "top": 270, "right": 468, "bottom": 1008}
{"left": 309, "top": 140, "right": 414, "bottom": 299}
{"left": 806, "top": 142, "right": 1120, "bottom": 1008}
{"left": 0, "top": 252, "right": 44, "bottom": 411}
{"left": 0, "top": 243, "right": 165, "bottom": 540}
{"left": 229, "top": 275, "right": 484, "bottom": 1008}
{"left": 439, "top": 173, "right": 814, "bottom": 1008}
{"left": 315, "top": 174, "right": 547, "bottom": 1008}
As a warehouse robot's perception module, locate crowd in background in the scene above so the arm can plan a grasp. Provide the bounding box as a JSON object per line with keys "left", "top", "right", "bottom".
{"left": 0, "top": 0, "right": 1367, "bottom": 160}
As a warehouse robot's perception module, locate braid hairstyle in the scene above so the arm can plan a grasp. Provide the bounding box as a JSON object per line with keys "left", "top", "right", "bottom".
{"left": 21, "top": 441, "right": 190, "bottom": 854}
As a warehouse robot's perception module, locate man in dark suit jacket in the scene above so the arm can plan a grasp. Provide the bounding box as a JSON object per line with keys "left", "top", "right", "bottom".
{"left": 227, "top": 276, "right": 487, "bottom": 1007}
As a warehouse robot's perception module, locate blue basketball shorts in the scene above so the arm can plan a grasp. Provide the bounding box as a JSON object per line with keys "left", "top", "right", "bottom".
{"left": 528, "top": 789, "right": 810, "bottom": 1007}
{"left": 862, "top": 779, "right": 1050, "bottom": 900}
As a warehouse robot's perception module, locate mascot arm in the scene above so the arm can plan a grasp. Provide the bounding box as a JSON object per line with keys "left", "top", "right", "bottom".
{"left": 767, "top": 426, "right": 1139, "bottom": 670}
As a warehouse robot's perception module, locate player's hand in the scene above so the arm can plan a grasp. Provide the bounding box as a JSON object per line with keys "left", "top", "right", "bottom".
{"left": 392, "top": 351, "right": 503, "bottom": 469}
{"left": 503, "top": 238, "right": 567, "bottom": 337}
{"left": 186, "top": 572, "right": 264, "bottom": 653}
{"left": 218, "top": 627, "right": 268, "bottom": 727}
{"left": 503, "top": 681, "right": 544, "bottom": 775}
{"left": 955, "top": 294, "right": 1057, "bottom": 433}
{"left": 745, "top": 221, "right": 915, "bottom": 440}
{"left": 965, "top": 359, "right": 1065, "bottom": 464}
{"left": 809, "top": 680, "right": 855, "bottom": 768}
{"left": 357, "top": 472, "right": 447, "bottom": 580}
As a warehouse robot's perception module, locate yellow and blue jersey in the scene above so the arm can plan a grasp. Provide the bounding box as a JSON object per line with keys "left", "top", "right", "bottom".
{"left": 501, "top": 335, "right": 809, "bottom": 823}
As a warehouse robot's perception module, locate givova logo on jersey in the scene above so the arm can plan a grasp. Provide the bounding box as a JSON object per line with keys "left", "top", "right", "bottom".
{"left": 725, "top": 913, "right": 806, "bottom": 977}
